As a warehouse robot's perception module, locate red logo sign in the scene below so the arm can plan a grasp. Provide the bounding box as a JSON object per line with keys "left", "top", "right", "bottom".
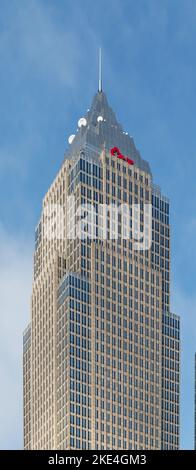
{"left": 110, "top": 147, "right": 134, "bottom": 165}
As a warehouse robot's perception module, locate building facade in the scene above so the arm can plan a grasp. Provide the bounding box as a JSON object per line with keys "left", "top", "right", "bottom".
{"left": 23, "top": 87, "right": 180, "bottom": 450}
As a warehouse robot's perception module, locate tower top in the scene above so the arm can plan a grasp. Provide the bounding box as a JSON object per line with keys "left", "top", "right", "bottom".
{"left": 98, "top": 47, "right": 102, "bottom": 92}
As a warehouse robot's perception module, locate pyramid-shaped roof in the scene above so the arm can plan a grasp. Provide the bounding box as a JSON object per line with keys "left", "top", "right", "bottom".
{"left": 65, "top": 90, "right": 151, "bottom": 175}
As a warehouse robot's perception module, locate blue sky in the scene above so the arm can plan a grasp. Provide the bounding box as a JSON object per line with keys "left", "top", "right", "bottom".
{"left": 0, "top": 0, "right": 196, "bottom": 449}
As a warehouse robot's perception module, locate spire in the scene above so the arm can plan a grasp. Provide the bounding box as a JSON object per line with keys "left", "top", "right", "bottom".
{"left": 98, "top": 47, "right": 102, "bottom": 92}
{"left": 65, "top": 63, "right": 152, "bottom": 175}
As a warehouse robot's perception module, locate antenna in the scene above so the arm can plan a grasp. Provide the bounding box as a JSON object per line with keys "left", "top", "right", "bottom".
{"left": 98, "top": 47, "right": 102, "bottom": 92}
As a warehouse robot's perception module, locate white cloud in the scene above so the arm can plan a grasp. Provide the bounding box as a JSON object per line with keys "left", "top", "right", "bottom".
{"left": 171, "top": 287, "right": 196, "bottom": 449}
{"left": 0, "top": 0, "right": 80, "bottom": 88}
{"left": 0, "top": 225, "right": 33, "bottom": 449}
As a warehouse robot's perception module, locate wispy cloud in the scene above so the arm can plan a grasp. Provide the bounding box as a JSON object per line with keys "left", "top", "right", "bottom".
{"left": 0, "top": 0, "right": 81, "bottom": 88}
{"left": 171, "top": 287, "right": 196, "bottom": 450}
{"left": 0, "top": 225, "right": 32, "bottom": 449}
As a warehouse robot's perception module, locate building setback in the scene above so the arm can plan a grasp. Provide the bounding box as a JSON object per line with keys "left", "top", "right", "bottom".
{"left": 23, "top": 85, "right": 180, "bottom": 450}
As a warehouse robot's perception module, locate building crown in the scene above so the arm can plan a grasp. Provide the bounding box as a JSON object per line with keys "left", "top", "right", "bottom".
{"left": 65, "top": 89, "right": 151, "bottom": 175}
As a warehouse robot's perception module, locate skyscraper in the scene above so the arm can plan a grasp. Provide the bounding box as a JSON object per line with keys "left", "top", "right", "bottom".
{"left": 23, "top": 74, "right": 180, "bottom": 450}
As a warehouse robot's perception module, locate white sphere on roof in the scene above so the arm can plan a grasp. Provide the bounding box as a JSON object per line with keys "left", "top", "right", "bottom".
{"left": 78, "top": 117, "right": 87, "bottom": 128}
{"left": 97, "top": 115, "right": 103, "bottom": 122}
{"left": 68, "top": 134, "right": 75, "bottom": 144}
